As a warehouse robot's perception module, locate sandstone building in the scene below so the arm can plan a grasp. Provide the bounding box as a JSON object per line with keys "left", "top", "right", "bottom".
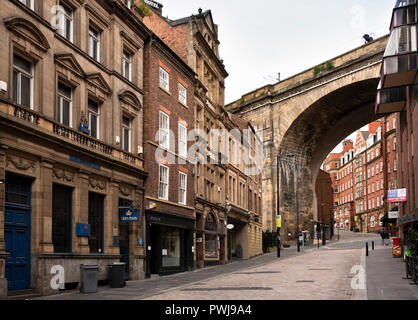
{"left": 0, "top": 0, "right": 150, "bottom": 297}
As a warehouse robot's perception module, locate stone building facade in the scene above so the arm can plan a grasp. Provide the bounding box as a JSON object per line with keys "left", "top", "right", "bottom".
{"left": 0, "top": 0, "right": 149, "bottom": 297}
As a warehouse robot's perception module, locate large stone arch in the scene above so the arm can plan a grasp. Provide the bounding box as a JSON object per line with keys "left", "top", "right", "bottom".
{"left": 276, "top": 75, "right": 382, "bottom": 240}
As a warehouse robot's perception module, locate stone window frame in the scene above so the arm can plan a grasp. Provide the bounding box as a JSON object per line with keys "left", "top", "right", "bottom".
{"left": 6, "top": 17, "right": 51, "bottom": 113}
{"left": 120, "top": 31, "right": 141, "bottom": 85}
{"left": 85, "top": 4, "right": 110, "bottom": 66}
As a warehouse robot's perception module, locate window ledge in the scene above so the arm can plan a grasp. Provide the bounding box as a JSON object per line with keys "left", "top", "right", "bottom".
{"left": 159, "top": 86, "right": 171, "bottom": 96}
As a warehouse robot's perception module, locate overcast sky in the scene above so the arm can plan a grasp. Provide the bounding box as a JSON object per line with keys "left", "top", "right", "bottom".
{"left": 160, "top": 0, "right": 395, "bottom": 152}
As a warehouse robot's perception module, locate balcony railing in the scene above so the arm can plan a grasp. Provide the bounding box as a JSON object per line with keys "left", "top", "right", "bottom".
{"left": 1, "top": 102, "right": 143, "bottom": 168}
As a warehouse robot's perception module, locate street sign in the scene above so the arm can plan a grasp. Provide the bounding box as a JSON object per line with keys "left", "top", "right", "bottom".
{"left": 388, "top": 189, "right": 407, "bottom": 203}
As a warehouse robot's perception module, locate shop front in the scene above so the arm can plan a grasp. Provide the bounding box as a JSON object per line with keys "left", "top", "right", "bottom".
{"left": 145, "top": 211, "right": 194, "bottom": 277}
{"left": 227, "top": 208, "right": 250, "bottom": 261}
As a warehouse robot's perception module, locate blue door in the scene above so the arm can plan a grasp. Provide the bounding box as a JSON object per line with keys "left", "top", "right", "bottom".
{"left": 5, "top": 174, "right": 31, "bottom": 291}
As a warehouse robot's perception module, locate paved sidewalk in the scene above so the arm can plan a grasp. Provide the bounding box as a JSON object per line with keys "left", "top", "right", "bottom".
{"left": 31, "top": 245, "right": 316, "bottom": 300}
{"left": 366, "top": 247, "right": 418, "bottom": 300}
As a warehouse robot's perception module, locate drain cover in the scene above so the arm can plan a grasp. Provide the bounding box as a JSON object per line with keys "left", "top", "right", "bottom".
{"left": 296, "top": 280, "right": 315, "bottom": 283}
{"left": 308, "top": 268, "right": 332, "bottom": 271}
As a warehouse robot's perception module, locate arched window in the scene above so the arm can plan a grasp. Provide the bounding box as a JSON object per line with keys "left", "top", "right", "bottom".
{"left": 205, "top": 212, "right": 217, "bottom": 232}
{"left": 379, "top": 213, "right": 384, "bottom": 226}
{"left": 205, "top": 213, "right": 218, "bottom": 258}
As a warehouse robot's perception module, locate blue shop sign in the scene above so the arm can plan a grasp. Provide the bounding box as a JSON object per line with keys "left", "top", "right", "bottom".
{"left": 119, "top": 207, "right": 139, "bottom": 222}
{"left": 76, "top": 223, "right": 91, "bottom": 237}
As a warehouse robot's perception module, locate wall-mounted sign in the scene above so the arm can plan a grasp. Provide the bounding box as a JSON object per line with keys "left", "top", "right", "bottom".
{"left": 138, "top": 238, "right": 143, "bottom": 246}
{"left": 144, "top": 0, "right": 159, "bottom": 9}
{"left": 119, "top": 206, "right": 139, "bottom": 222}
{"left": 388, "top": 211, "right": 399, "bottom": 219}
{"left": 76, "top": 223, "right": 90, "bottom": 237}
{"left": 227, "top": 224, "right": 234, "bottom": 230}
{"left": 388, "top": 189, "right": 407, "bottom": 203}
{"left": 69, "top": 155, "right": 101, "bottom": 170}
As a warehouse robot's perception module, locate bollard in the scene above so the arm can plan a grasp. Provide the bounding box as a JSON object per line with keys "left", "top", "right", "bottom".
{"left": 366, "top": 242, "right": 369, "bottom": 257}
{"left": 372, "top": 241, "right": 374, "bottom": 251}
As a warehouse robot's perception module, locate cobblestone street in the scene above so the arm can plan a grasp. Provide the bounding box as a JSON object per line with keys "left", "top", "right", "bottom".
{"left": 143, "top": 247, "right": 363, "bottom": 300}
{"left": 30, "top": 231, "right": 418, "bottom": 301}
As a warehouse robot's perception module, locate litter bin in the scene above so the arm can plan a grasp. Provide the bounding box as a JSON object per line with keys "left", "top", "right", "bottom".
{"left": 80, "top": 264, "right": 99, "bottom": 293}
{"left": 109, "top": 262, "right": 126, "bottom": 288}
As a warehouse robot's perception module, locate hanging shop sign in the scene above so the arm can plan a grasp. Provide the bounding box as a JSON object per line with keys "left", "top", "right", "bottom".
{"left": 276, "top": 215, "right": 282, "bottom": 228}
{"left": 119, "top": 206, "right": 139, "bottom": 222}
{"left": 388, "top": 189, "right": 407, "bottom": 203}
{"left": 388, "top": 211, "right": 399, "bottom": 219}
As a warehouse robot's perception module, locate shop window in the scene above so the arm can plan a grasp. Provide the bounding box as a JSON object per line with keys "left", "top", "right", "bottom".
{"left": 162, "top": 227, "right": 180, "bottom": 268}
{"left": 52, "top": 184, "right": 72, "bottom": 253}
{"left": 205, "top": 213, "right": 218, "bottom": 258}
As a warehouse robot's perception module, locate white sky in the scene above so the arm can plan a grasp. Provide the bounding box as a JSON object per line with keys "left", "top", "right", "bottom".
{"left": 160, "top": 0, "right": 395, "bottom": 152}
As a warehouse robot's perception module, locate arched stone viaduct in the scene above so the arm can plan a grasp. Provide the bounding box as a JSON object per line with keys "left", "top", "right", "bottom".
{"left": 226, "top": 35, "right": 390, "bottom": 241}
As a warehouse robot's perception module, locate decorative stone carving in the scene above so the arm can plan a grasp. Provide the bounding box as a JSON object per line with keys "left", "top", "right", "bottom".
{"left": 53, "top": 168, "right": 74, "bottom": 183}
{"left": 89, "top": 177, "right": 106, "bottom": 190}
{"left": 119, "top": 185, "right": 132, "bottom": 196}
{"left": 6, "top": 155, "right": 35, "bottom": 172}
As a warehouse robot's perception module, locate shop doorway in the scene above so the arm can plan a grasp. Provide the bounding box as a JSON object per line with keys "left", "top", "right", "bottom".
{"left": 118, "top": 199, "right": 132, "bottom": 280}
{"left": 4, "top": 173, "right": 32, "bottom": 291}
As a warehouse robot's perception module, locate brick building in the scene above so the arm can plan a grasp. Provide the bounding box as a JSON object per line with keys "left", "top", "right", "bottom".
{"left": 143, "top": 32, "right": 196, "bottom": 276}
{"left": 324, "top": 117, "right": 399, "bottom": 235}
{"left": 376, "top": 0, "right": 418, "bottom": 239}
{"left": 143, "top": 2, "right": 263, "bottom": 266}
{"left": 0, "top": 0, "right": 149, "bottom": 297}
{"left": 323, "top": 140, "right": 355, "bottom": 231}
{"left": 315, "top": 169, "right": 333, "bottom": 239}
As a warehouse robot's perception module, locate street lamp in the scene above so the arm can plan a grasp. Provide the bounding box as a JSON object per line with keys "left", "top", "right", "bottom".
{"left": 276, "top": 152, "right": 296, "bottom": 257}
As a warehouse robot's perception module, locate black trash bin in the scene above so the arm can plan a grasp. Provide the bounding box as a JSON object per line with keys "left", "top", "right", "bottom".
{"left": 109, "top": 262, "right": 126, "bottom": 288}
{"left": 80, "top": 264, "right": 99, "bottom": 293}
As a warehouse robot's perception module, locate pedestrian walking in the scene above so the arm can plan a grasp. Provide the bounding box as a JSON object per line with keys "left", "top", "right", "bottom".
{"left": 379, "top": 231, "right": 384, "bottom": 246}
